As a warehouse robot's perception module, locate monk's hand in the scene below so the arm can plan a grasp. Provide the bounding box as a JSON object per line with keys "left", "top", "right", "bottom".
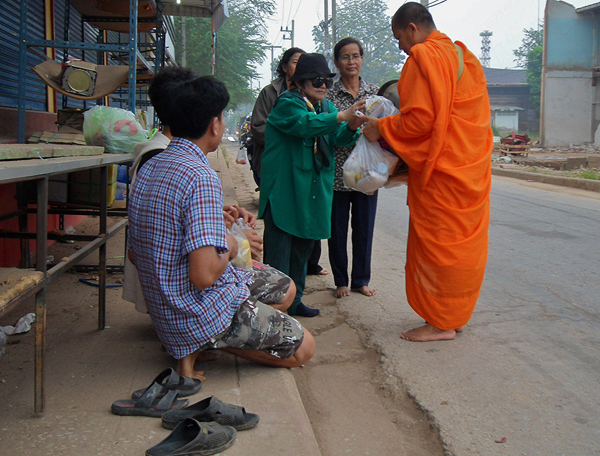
{"left": 243, "top": 228, "right": 263, "bottom": 260}
{"left": 361, "top": 116, "right": 382, "bottom": 142}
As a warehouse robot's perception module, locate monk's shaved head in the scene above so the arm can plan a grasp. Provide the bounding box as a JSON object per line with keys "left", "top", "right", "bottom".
{"left": 392, "top": 2, "right": 436, "bottom": 30}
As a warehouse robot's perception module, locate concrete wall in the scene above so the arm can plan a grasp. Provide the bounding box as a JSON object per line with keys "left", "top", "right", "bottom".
{"left": 543, "top": 70, "right": 594, "bottom": 145}
{"left": 542, "top": 1, "right": 597, "bottom": 146}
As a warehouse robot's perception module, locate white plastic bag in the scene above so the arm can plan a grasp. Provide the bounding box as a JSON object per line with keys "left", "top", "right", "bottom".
{"left": 365, "top": 95, "right": 399, "bottom": 118}
{"left": 83, "top": 105, "right": 147, "bottom": 153}
{"left": 343, "top": 135, "right": 399, "bottom": 194}
{"left": 236, "top": 147, "right": 247, "bottom": 165}
{"left": 228, "top": 222, "right": 252, "bottom": 269}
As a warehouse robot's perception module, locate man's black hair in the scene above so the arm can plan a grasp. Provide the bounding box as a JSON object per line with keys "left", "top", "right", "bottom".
{"left": 392, "top": 2, "right": 436, "bottom": 30}
{"left": 276, "top": 47, "right": 306, "bottom": 78}
{"left": 148, "top": 66, "right": 196, "bottom": 125}
{"left": 169, "top": 76, "right": 230, "bottom": 140}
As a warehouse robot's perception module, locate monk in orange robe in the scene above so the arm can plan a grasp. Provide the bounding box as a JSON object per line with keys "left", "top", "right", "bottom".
{"left": 362, "top": 2, "right": 492, "bottom": 342}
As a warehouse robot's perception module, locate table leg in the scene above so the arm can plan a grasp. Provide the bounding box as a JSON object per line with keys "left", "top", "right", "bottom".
{"left": 34, "top": 176, "right": 48, "bottom": 414}
{"left": 98, "top": 166, "right": 108, "bottom": 330}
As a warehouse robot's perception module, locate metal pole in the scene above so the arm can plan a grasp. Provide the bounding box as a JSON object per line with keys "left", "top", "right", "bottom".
{"left": 17, "top": 0, "right": 28, "bottom": 143}
{"left": 128, "top": 0, "right": 138, "bottom": 114}
{"left": 181, "top": 17, "right": 186, "bottom": 66}
{"left": 324, "top": 0, "right": 330, "bottom": 52}
{"left": 421, "top": 0, "right": 429, "bottom": 6}
{"left": 332, "top": 0, "right": 336, "bottom": 45}
{"left": 291, "top": 20, "right": 295, "bottom": 48}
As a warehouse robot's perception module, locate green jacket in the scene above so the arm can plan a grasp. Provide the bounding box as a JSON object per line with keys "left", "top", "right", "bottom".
{"left": 258, "top": 90, "right": 360, "bottom": 239}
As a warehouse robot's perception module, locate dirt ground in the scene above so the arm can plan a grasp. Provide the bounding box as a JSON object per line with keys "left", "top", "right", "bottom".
{"left": 224, "top": 141, "right": 444, "bottom": 456}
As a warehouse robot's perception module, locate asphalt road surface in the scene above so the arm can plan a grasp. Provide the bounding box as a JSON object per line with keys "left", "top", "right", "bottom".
{"left": 353, "top": 176, "right": 600, "bottom": 455}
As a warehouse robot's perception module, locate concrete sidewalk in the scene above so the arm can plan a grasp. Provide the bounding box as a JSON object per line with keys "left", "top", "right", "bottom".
{"left": 0, "top": 144, "right": 320, "bottom": 456}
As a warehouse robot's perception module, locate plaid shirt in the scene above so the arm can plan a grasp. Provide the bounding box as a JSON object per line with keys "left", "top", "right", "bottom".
{"left": 326, "top": 78, "right": 380, "bottom": 191}
{"left": 128, "top": 138, "right": 252, "bottom": 359}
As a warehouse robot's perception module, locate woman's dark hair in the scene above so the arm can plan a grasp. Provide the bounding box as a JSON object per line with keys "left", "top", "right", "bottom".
{"left": 148, "top": 66, "right": 196, "bottom": 125}
{"left": 333, "top": 37, "right": 364, "bottom": 61}
{"left": 169, "top": 76, "right": 230, "bottom": 140}
{"left": 276, "top": 47, "right": 305, "bottom": 78}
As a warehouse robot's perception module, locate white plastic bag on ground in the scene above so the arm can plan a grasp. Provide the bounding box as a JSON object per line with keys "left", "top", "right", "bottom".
{"left": 343, "top": 135, "right": 399, "bottom": 194}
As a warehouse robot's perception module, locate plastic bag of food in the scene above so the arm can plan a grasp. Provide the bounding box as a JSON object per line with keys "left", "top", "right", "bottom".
{"left": 365, "top": 95, "right": 399, "bottom": 118}
{"left": 83, "top": 105, "right": 147, "bottom": 153}
{"left": 343, "top": 135, "right": 399, "bottom": 194}
{"left": 228, "top": 221, "right": 252, "bottom": 269}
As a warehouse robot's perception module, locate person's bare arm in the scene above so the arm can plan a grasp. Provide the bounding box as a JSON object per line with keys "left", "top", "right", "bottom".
{"left": 188, "top": 233, "right": 238, "bottom": 290}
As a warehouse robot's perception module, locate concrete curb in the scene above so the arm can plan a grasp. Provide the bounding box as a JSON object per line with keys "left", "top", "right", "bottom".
{"left": 492, "top": 166, "right": 600, "bottom": 193}
{"left": 208, "top": 143, "right": 322, "bottom": 456}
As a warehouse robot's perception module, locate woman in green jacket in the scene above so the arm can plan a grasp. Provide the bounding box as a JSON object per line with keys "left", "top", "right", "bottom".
{"left": 258, "top": 53, "right": 365, "bottom": 317}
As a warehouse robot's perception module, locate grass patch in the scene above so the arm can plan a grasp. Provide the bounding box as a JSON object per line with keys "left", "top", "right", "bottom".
{"left": 569, "top": 170, "right": 600, "bottom": 180}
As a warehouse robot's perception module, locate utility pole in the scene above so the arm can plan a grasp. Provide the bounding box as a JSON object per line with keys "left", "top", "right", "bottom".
{"left": 324, "top": 0, "right": 330, "bottom": 52}
{"left": 332, "top": 0, "right": 336, "bottom": 45}
{"left": 281, "top": 20, "right": 294, "bottom": 47}
{"left": 420, "top": 0, "right": 429, "bottom": 6}
{"left": 181, "top": 17, "right": 186, "bottom": 66}
{"left": 479, "top": 30, "right": 492, "bottom": 68}
{"left": 265, "top": 44, "right": 282, "bottom": 80}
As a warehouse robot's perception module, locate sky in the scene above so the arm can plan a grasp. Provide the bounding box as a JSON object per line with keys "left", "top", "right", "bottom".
{"left": 256, "top": 0, "right": 593, "bottom": 88}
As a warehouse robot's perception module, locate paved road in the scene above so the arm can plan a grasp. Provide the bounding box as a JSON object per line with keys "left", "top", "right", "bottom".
{"left": 339, "top": 177, "right": 600, "bottom": 455}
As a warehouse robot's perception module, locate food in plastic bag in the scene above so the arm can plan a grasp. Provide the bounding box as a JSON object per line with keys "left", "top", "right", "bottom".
{"left": 228, "top": 221, "right": 252, "bottom": 269}
{"left": 365, "top": 95, "right": 399, "bottom": 118}
{"left": 236, "top": 147, "right": 247, "bottom": 165}
{"left": 83, "top": 105, "right": 147, "bottom": 154}
{"left": 343, "top": 135, "right": 399, "bottom": 194}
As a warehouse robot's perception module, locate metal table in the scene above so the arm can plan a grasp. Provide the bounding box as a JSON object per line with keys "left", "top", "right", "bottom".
{"left": 0, "top": 152, "right": 133, "bottom": 413}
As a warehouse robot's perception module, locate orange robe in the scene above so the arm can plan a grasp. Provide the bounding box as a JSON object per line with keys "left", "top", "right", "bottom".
{"left": 378, "top": 30, "right": 492, "bottom": 330}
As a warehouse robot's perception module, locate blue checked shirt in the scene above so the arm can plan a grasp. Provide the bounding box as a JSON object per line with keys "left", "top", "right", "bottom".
{"left": 128, "top": 138, "right": 252, "bottom": 359}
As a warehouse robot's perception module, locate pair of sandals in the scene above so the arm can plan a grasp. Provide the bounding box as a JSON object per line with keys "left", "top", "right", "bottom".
{"left": 111, "top": 368, "right": 259, "bottom": 456}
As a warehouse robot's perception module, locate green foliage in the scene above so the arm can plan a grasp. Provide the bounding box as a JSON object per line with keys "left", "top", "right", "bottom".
{"left": 311, "top": 0, "right": 404, "bottom": 87}
{"left": 513, "top": 27, "right": 543, "bottom": 68}
{"left": 526, "top": 46, "right": 543, "bottom": 113}
{"left": 514, "top": 27, "right": 543, "bottom": 114}
{"left": 174, "top": 0, "right": 275, "bottom": 110}
{"left": 492, "top": 125, "right": 500, "bottom": 136}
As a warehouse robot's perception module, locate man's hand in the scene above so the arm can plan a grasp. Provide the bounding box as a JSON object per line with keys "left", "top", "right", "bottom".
{"left": 360, "top": 115, "right": 382, "bottom": 142}
{"left": 226, "top": 233, "right": 239, "bottom": 261}
{"left": 242, "top": 228, "right": 263, "bottom": 260}
{"left": 223, "top": 204, "right": 257, "bottom": 229}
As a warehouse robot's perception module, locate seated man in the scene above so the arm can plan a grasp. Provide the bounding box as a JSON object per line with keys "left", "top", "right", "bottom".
{"left": 128, "top": 74, "right": 315, "bottom": 380}
{"left": 123, "top": 66, "right": 286, "bottom": 318}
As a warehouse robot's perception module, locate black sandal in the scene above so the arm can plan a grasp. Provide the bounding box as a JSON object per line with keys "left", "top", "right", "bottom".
{"left": 146, "top": 419, "right": 236, "bottom": 456}
{"left": 162, "top": 396, "right": 259, "bottom": 431}
{"left": 131, "top": 368, "right": 202, "bottom": 400}
{"left": 111, "top": 381, "right": 189, "bottom": 417}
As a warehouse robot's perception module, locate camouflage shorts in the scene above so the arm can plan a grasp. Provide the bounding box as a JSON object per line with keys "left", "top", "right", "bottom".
{"left": 247, "top": 260, "right": 291, "bottom": 304}
{"left": 205, "top": 299, "right": 304, "bottom": 359}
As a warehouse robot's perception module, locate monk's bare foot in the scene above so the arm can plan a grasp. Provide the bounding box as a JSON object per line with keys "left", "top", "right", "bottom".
{"left": 401, "top": 323, "right": 457, "bottom": 342}
{"left": 318, "top": 268, "right": 331, "bottom": 276}
{"left": 455, "top": 326, "right": 465, "bottom": 333}
{"left": 334, "top": 286, "right": 351, "bottom": 298}
{"left": 353, "top": 285, "right": 376, "bottom": 297}
{"left": 177, "top": 350, "right": 206, "bottom": 381}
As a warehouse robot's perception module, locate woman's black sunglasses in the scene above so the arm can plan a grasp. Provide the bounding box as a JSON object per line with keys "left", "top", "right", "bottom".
{"left": 310, "top": 77, "right": 334, "bottom": 89}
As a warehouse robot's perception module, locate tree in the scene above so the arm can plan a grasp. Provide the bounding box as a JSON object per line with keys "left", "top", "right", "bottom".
{"left": 174, "top": 0, "right": 275, "bottom": 109}
{"left": 311, "top": 0, "right": 404, "bottom": 87}
{"left": 513, "top": 27, "right": 543, "bottom": 113}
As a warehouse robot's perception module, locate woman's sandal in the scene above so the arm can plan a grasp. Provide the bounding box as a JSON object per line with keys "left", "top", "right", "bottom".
{"left": 161, "top": 396, "right": 260, "bottom": 431}
{"left": 111, "top": 381, "right": 189, "bottom": 417}
{"left": 146, "top": 418, "right": 236, "bottom": 456}
{"left": 131, "top": 368, "right": 203, "bottom": 400}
